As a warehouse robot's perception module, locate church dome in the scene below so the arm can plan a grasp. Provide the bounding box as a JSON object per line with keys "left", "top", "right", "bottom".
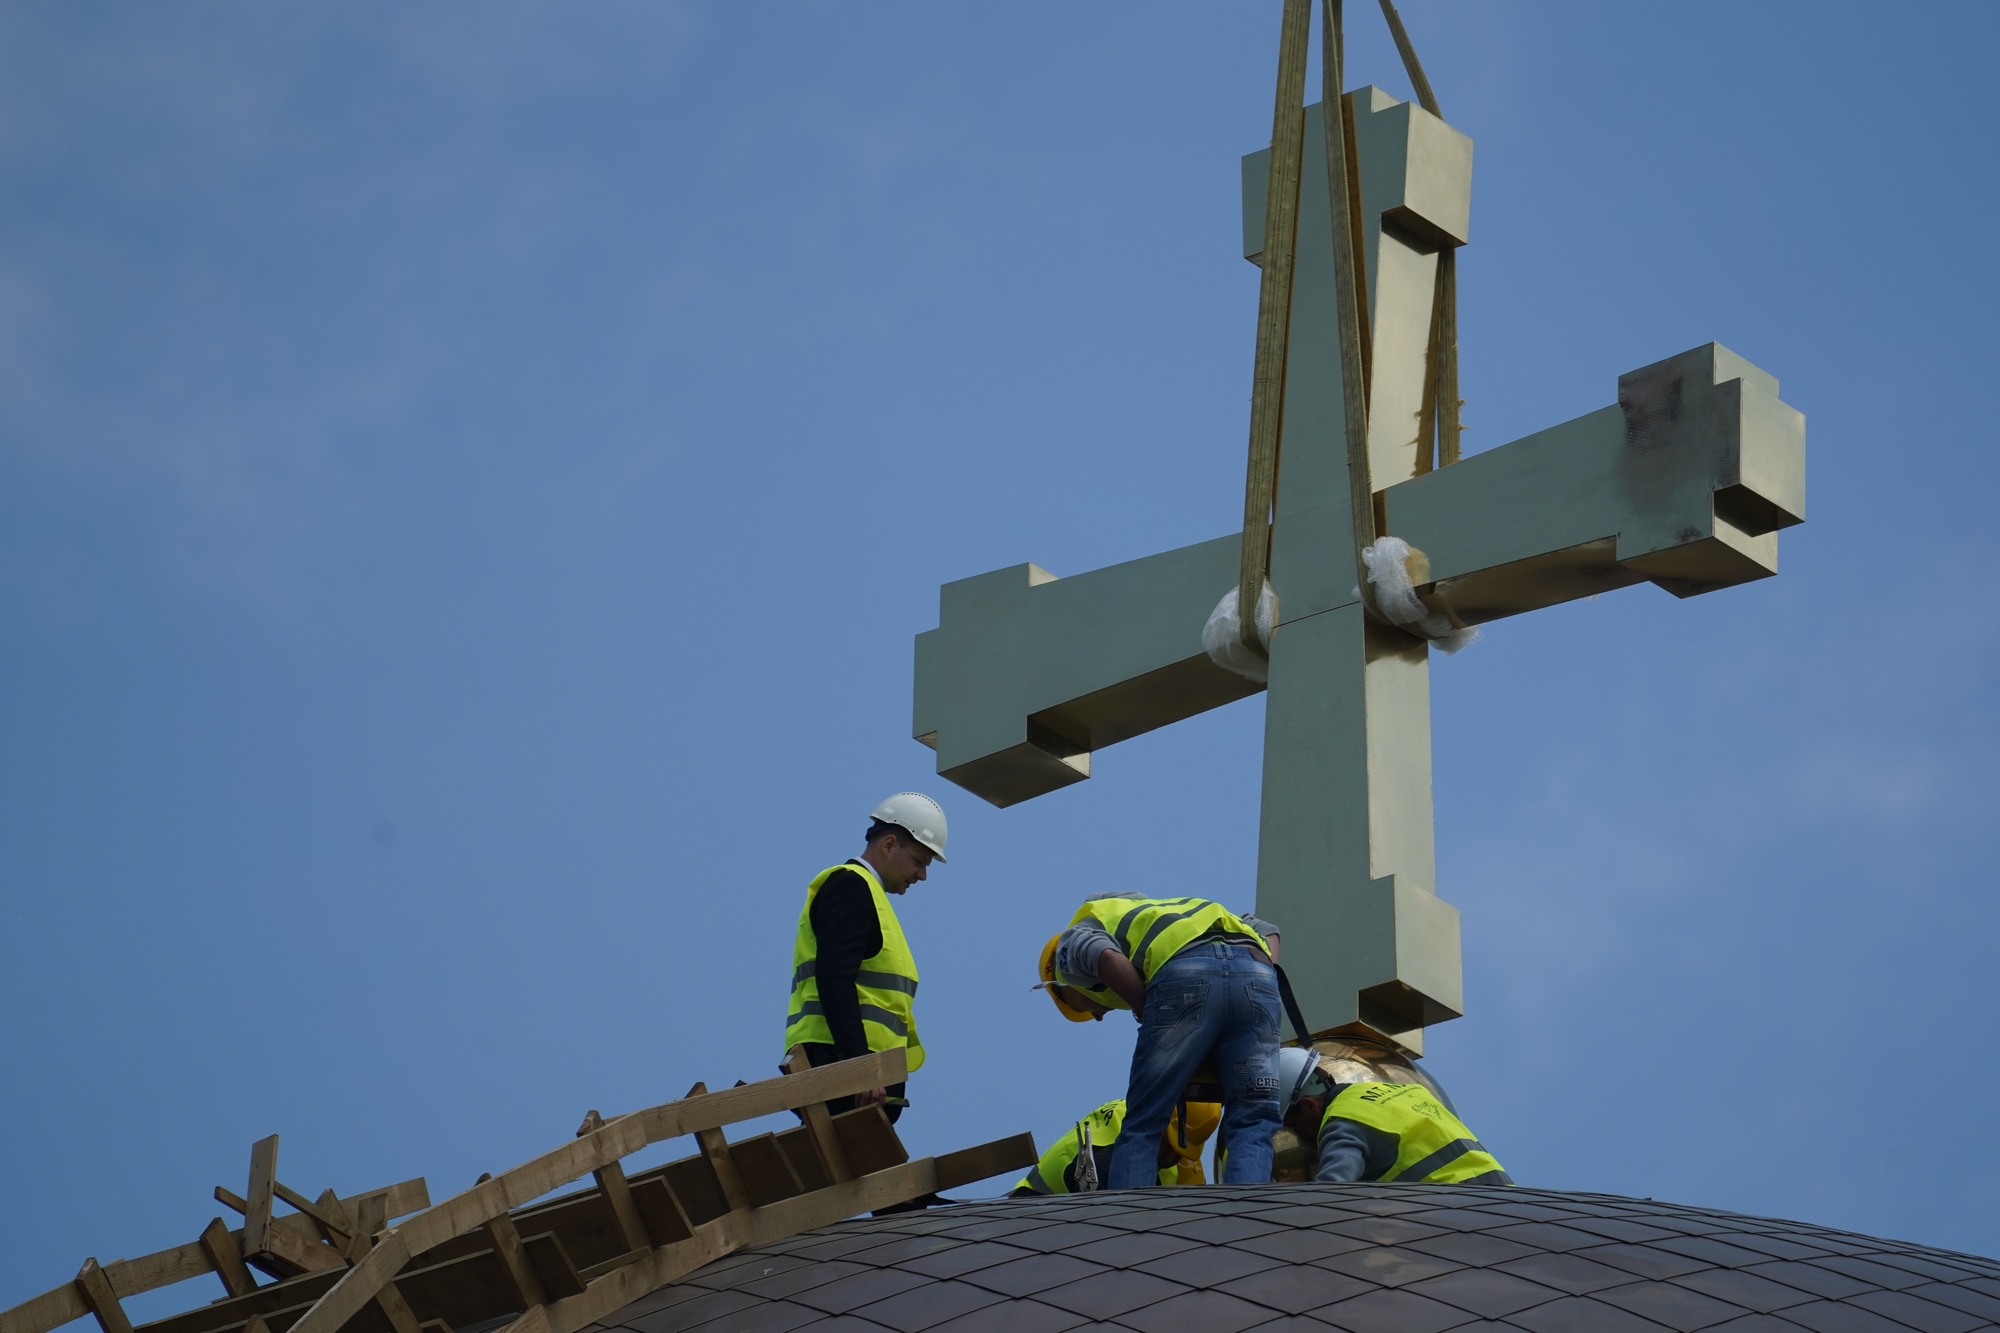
{"left": 601, "top": 1184, "right": 2000, "bottom": 1332}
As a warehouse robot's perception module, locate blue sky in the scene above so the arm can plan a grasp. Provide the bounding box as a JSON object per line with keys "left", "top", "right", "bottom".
{"left": 3, "top": 0, "right": 1997, "bottom": 1315}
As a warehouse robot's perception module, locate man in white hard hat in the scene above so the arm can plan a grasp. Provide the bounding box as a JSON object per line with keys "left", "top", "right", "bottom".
{"left": 781, "top": 792, "right": 947, "bottom": 1124}
{"left": 1265, "top": 1046, "right": 1511, "bottom": 1185}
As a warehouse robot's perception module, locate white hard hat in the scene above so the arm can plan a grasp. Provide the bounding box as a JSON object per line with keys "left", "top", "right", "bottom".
{"left": 871, "top": 792, "right": 948, "bottom": 862}
{"left": 1277, "top": 1046, "right": 1320, "bottom": 1112}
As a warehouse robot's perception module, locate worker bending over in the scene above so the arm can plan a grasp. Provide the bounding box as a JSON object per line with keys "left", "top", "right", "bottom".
{"left": 1274, "top": 1047, "right": 1513, "bottom": 1185}
{"left": 782, "top": 793, "right": 947, "bottom": 1124}
{"left": 1038, "top": 895, "right": 1283, "bottom": 1186}
{"left": 1011, "top": 1099, "right": 1219, "bottom": 1195}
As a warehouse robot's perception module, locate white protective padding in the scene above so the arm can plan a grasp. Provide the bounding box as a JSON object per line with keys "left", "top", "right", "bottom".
{"left": 1203, "top": 581, "right": 1278, "bottom": 683}
{"left": 1361, "top": 536, "right": 1478, "bottom": 655}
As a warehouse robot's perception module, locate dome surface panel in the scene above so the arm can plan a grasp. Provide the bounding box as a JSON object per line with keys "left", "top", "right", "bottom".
{"left": 598, "top": 1185, "right": 2000, "bottom": 1332}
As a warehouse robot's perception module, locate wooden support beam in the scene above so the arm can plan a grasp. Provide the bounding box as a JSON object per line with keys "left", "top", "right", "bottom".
{"left": 348, "top": 1194, "right": 389, "bottom": 1261}
{"left": 314, "top": 1192, "right": 359, "bottom": 1257}
{"left": 373, "top": 1285, "right": 424, "bottom": 1333}
{"left": 772, "top": 1127, "right": 831, "bottom": 1193}
{"left": 934, "top": 1133, "right": 1038, "bottom": 1191}
{"left": 283, "top": 1051, "right": 903, "bottom": 1333}
{"left": 197, "top": 1219, "right": 258, "bottom": 1299}
{"left": 247, "top": 1217, "right": 345, "bottom": 1280}
{"left": 683, "top": 1084, "right": 749, "bottom": 1213}
{"left": 478, "top": 1214, "right": 544, "bottom": 1312}
{"left": 0, "top": 1179, "right": 426, "bottom": 1333}
{"left": 573, "top": 1250, "right": 646, "bottom": 1286}
{"left": 574, "top": 1111, "right": 649, "bottom": 1254}
{"left": 486, "top": 1147, "right": 986, "bottom": 1333}
{"left": 73, "top": 1262, "right": 134, "bottom": 1333}
{"left": 830, "top": 1106, "right": 908, "bottom": 1178}
{"left": 519, "top": 1235, "right": 585, "bottom": 1302}
{"left": 625, "top": 1178, "right": 692, "bottom": 1247}
{"left": 242, "top": 1138, "right": 279, "bottom": 1261}
{"left": 783, "top": 1046, "right": 853, "bottom": 1184}
{"left": 272, "top": 1185, "right": 353, "bottom": 1251}
{"left": 726, "top": 1135, "right": 803, "bottom": 1209}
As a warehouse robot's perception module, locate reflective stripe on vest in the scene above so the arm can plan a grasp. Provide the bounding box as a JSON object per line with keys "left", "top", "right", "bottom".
{"left": 1320, "top": 1081, "right": 1512, "bottom": 1185}
{"left": 782, "top": 862, "right": 924, "bottom": 1072}
{"left": 1013, "top": 1100, "right": 1178, "bottom": 1194}
{"left": 1065, "top": 896, "right": 1269, "bottom": 1008}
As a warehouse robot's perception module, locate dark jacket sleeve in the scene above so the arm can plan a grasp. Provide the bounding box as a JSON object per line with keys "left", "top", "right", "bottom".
{"left": 807, "top": 868, "right": 883, "bottom": 1062}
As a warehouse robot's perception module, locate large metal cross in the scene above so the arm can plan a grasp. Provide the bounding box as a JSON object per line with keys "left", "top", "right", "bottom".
{"left": 912, "top": 89, "right": 1804, "bottom": 1051}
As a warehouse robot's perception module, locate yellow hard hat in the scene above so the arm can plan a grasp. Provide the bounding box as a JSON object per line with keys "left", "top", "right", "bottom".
{"left": 1036, "top": 934, "right": 1099, "bottom": 1023}
{"left": 1164, "top": 1102, "right": 1222, "bottom": 1184}
{"left": 1170, "top": 1100, "right": 1221, "bottom": 1150}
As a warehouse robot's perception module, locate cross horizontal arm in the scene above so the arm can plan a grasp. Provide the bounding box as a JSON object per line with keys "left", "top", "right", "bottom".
{"left": 1389, "top": 342, "right": 1804, "bottom": 623}
{"left": 914, "top": 344, "right": 1802, "bottom": 811}
{"left": 913, "top": 537, "right": 1260, "bottom": 807}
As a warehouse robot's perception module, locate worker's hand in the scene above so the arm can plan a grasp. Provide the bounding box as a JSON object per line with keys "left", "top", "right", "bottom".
{"left": 856, "top": 1086, "right": 887, "bottom": 1108}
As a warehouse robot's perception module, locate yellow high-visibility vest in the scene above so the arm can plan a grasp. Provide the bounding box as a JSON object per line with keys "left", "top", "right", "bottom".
{"left": 782, "top": 862, "right": 924, "bottom": 1072}
{"left": 1320, "top": 1081, "right": 1511, "bottom": 1184}
{"left": 1063, "top": 896, "right": 1268, "bottom": 1010}
{"left": 1015, "top": 1100, "right": 1212, "bottom": 1194}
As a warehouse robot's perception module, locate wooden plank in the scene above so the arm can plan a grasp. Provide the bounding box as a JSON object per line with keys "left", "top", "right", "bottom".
{"left": 504, "top": 1156, "right": 948, "bottom": 1333}
{"left": 1, "top": 1282, "right": 89, "bottom": 1333}
{"left": 74, "top": 1262, "right": 134, "bottom": 1333}
{"left": 682, "top": 1084, "right": 750, "bottom": 1214}
{"left": 518, "top": 1236, "right": 583, "bottom": 1302}
{"left": 220, "top": 1178, "right": 423, "bottom": 1227}
{"left": 370, "top": 1287, "right": 422, "bottom": 1333}
{"left": 773, "top": 1127, "right": 831, "bottom": 1194}
{"left": 934, "top": 1133, "right": 1039, "bottom": 1192}
{"left": 387, "top": 1249, "right": 516, "bottom": 1333}
{"left": 830, "top": 1106, "right": 907, "bottom": 1178}
{"left": 242, "top": 1139, "right": 279, "bottom": 1261}
{"left": 402, "top": 1188, "right": 616, "bottom": 1276}
{"left": 655, "top": 1157, "right": 728, "bottom": 1229}
{"left": 573, "top": 1109, "right": 646, "bottom": 1252}
{"left": 282, "top": 1052, "right": 901, "bottom": 1333}
{"left": 477, "top": 1214, "right": 542, "bottom": 1312}
{"left": 347, "top": 1195, "right": 388, "bottom": 1261}
{"left": 1, "top": 1180, "right": 425, "bottom": 1333}
{"left": 198, "top": 1219, "right": 258, "bottom": 1299}
{"left": 271, "top": 1187, "right": 351, "bottom": 1251}
{"left": 248, "top": 1221, "right": 344, "bottom": 1281}
{"left": 133, "top": 1270, "right": 346, "bottom": 1333}
{"left": 726, "top": 1135, "right": 803, "bottom": 1209}
{"left": 625, "top": 1179, "right": 691, "bottom": 1248}
{"left": 254, "top": 1297, "right": 351, "bottom": 1333}
{"left": 783, "top": 1047, "right": 852, "bottom": 1185}
{"left": 587, "top": 1162, "right": 647, "bottom": 1255}
{"left": 356, "top": 1180, "right": 431, "bottom": 1224}
{"left": 573, "top": 1251, "right": 645, "bottom": 1286}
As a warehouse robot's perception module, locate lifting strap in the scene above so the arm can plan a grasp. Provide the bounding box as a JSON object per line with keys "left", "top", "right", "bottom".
{"left": 1378, "top": 0, "right": 1463, "bottom": 471}
{"left": 1239, "top": 0, "right": 1464, "bottom": 645}
{"left": 1235, "top": 0, "right": 1312, "bottom": 656}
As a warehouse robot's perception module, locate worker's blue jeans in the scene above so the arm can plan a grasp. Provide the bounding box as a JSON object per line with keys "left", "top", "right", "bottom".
{"left": 1109, "top": 940, "right": 1282, "bottom": 1188}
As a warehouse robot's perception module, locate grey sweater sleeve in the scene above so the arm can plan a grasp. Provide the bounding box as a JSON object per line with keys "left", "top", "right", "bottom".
{"left": 1053, "top": 922, "right": 1117, "bottom": 988}
{"left": 1316, "top": 1108, "right": 1403, "bottom": 1183}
